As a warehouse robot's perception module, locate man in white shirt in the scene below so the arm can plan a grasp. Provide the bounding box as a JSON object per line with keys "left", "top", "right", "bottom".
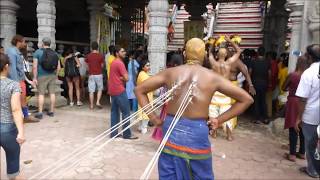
{"left": 295, "top": 44, "right": 320, "bottom": 178}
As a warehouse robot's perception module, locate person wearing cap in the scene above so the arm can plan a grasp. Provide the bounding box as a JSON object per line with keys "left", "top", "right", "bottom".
{"left": 6, "top": 34, "right": 39, "bottom": 123}
{"left": 32, "top": 37, "right": 60, "bottom": 119}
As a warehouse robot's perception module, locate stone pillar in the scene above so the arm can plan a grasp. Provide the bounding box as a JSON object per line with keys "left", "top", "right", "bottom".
{"left": 262, "top": 0, "right": 289, "bottom": 55}
{"left": 147, "top": 0, "right": 169, "bottom": 75}
{"left": 287, "top": 1, "right": 304, "bottom": 73}
{"left": 308, "top": 1, "right": 320, "bottom": 44}
{"left": 304, "top": 0, "right": 320, "bottom": 45}
{"left": 37, "top": 0, "right": 56, "bottom": 49}
{"left": 87, "top": 0, "right": 104, "bottom": 43}
{"left": 0, "top": 0, "right": 18, "bottom": 50}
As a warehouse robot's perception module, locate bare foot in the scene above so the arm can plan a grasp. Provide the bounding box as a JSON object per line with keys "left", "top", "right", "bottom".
{"left": 227, "top": 135, "right": 233, "bottom": 141}
{"left": 210, "top": 130, "right": 217, "bottom": 138}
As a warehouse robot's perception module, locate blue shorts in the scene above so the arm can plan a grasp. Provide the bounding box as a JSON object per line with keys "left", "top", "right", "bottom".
{"left": 0, "top": 123, "right": 20, "bottom": 178}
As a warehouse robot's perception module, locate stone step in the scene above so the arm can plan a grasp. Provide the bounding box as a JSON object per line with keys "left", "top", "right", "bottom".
{"left": 214, "top": 29, "right": 262, "bottom": 33}
{"left": 219, "top": 8, "right": 261, "bottom": 14}
{"left": 219, "top": 2, "right": 261, "bottom": 6}
{"left": 169, "top": 33, "right": 184, "bottom": 39}
{"left": 168, "top": 44, "right": 184, "bottom": 51}
{"left": 218, "top": 14, "right": 261, "bottom": 19}
{"left": 217, "top": 18, "right": 261, "bottom": 23}
{"left": 215, "top": 24, "right": 261, "bottom": 29}
{"left": 213, "top": 33, "right": 263, "bottom": 39}
{"left": 219, "top": 5, "right": 261, "bottom": 9}
{"left": 168, "top": 39, "right": 185, "bottom": 45}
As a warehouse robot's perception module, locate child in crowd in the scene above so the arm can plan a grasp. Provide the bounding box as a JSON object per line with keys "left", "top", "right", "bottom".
{"left": 137, "top": 58, "right": 152, "bottom": 134}
{"left": 282, "top": 56, "right": 310, "bottom": 162}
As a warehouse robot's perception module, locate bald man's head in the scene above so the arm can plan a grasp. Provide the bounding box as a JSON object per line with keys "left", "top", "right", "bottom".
{"left": 306, "top": 44, "right": 320, "bottom": 62}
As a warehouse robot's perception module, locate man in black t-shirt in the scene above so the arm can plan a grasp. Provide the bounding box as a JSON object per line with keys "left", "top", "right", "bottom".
{"left": 249, "top": 47, "right": 271, "bottom": 124}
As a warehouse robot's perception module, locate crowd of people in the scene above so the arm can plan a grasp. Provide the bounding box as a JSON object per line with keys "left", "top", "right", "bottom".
{"left": 0, "top": 33, "right": 319, "bottom": 179}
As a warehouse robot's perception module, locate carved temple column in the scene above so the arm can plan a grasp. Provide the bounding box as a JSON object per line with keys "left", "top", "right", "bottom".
{"left": 307, "top": 0, "right": 320, "bottom": 44}
{"left": 37, "top": 0, "right": 56, "bottom": 49}
{"left": 287, "top": 0, "right": 304, "bottom": 72}
{"left": 147, "top": 0, "right": 169, "bottom": 74}
{"left": 300, "top": 0, "right": 320, "bottom": 49}
{"left": 0, "top": 0, "right": 19, "bottom": 50}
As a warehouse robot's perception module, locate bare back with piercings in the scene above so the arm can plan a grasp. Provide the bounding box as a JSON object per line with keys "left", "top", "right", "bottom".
{"left": 135, "top": 38, "right": 253, "bottom": 127}
{"left": 209, "top": 35, "right": 241, "bottom": 79}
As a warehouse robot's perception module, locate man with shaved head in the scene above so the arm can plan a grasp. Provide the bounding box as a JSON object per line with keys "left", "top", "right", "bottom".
{"left": 295, "top": 44, "right": 320, "bottom": 178}
{"left": 135, "top": 38, "right": 253, "bottom": 179}
{"left": 208, "top": 35, "right": 242, "bottom": 141}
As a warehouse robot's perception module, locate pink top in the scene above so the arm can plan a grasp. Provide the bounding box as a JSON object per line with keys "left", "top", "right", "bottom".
{"left": 108, "top": 59, "right": 128, "bottom": 96}
{"left": 288, "top": 72, "right": 301, "bottom": 97}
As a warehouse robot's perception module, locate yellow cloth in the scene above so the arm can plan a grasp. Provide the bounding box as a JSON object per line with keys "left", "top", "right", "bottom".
{"left": 209, "top": 81, "right": 238, "bottom": 132}
{"left": 58, "top": 57, "right": 65, "bottom": 77}
{"left": 106, "top": 55, "right": 115, "bottom": 79}
{"left": 278, "top": 67, "right": 288, "bottom": 95}
{"left": 137, "top": 71, "right": 153, "bottom": 120}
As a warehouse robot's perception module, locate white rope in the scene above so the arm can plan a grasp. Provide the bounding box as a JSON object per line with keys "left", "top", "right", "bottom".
{"left": 53, "top": 95, "right": 174, "bottom": 179}
{"left": 140, "top": 82, "right": 196, "bottom": 180}
{"left": 30, "top": 84, "right": 179, "bottom": 180}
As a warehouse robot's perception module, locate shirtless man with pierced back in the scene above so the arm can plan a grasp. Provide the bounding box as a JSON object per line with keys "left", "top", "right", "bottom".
{"left": 135, "top": 38, "right": 253, "bottom": 180}
{"left": 208, "top": 35, "right": 243, "bottom": 141}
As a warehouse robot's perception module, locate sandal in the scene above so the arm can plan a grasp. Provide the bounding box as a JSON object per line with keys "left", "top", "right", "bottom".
{"left": 124, "top": 135, "right": 139, "bottom": 140}
{"left": 96, "top": 104, "right": 103, "bottom": 109}
{"left": 283, "top": 153, "right": 296, "bottom": 162}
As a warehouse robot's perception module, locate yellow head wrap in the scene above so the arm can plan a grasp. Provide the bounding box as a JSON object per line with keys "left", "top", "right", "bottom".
{"left": 185, "top": 38, "right": 205, "bottom": 64}
{"left": 206, "top": 37, "right": 216, "bottom": 46}
{"left": 215, "top": 35, "right": 226, "bottom": 47}
{"left": 231, "top": 35, "right": 242, "bottom": 45}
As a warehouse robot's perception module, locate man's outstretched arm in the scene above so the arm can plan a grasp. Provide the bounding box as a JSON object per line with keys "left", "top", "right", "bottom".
{"left": 209, "top": 75, "right": 253, "bottom": 129}
{"left": 134, "top": 70, "right": 168, "bottom": 126}
{"left": 226, "top": 35, "right": 241, "bottom": 64}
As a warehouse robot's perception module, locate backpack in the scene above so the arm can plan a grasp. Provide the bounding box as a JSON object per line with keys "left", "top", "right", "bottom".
{"left": 65, "top": 56, "right": 80, "bottom": 77}
{"left": 41, "top": 48, "right": 59, "bottom": 72}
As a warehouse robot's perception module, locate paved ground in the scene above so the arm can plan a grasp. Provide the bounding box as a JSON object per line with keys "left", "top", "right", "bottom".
{"left": 1, "top": 103, "right": 313, "bottom": 180}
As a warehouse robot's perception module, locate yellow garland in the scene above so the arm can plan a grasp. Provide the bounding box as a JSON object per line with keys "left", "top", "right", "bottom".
{"left": 186, "top": 59, "right": 201, "bottom": 65}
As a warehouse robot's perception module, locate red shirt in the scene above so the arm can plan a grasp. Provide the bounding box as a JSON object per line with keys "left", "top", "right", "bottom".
{"left": 108, "top": 59, "right": 128, "bottom": 96}
{"left": 270, "top": 60, "right": 279, "bottom": 90}
{"left": 85, "top": 52, "right": 104, "bottom": 75}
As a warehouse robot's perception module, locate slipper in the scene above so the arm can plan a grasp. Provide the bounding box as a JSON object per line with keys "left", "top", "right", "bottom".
{"left": 124, "top": 135, "right": 139, "bottom": 140}
{"left": 253, "top": 120, "right": 262, "bottom": 124}
{"left": 96, "top": 105, "right": 103, "bottom": 109}
{"left": 283, "top": 153, "right": 296, "bottom": 162}
{"left": 299, "top": 167, "right": 320, "bottom": 178}
{"left": 263, "top": 119, "right": 270, "bottom": 124}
